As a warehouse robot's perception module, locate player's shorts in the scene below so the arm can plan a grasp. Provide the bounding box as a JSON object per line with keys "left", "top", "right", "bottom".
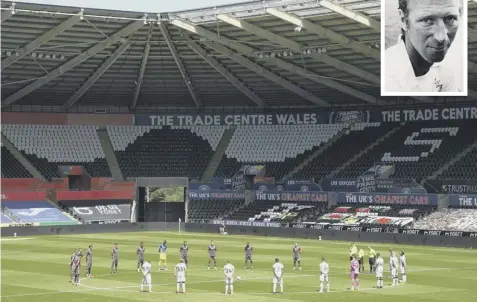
{"left": 351, "top": 272, "right": 359, "bottom": 280}
{"left": 209, "top": 255, "right": 216, "bottom": 260}
{"left": 320, "top": 274, "right": 329, "bottom": 282}
{"left": 182, "top": 255, "right": 188, "bottom": 262}
{"left": 369, "top": 257, "right": 375, "bottom": 266}
{"left": 376, "top": 269, "right": 383, "bottom": 278}
{"left": 245, "top": 255, "right": 252, "bottom": 261}
{"left": 142, "top": 274, "right": 151, "bottom": 284}
{"left": 273, "top": 277, "right": 283, "bottom": 285}
{"left": 293, "top": 256, "right": 300, "bottom": 262}
{"left": 391, "top": 268, "right": 397, "bottom": 277}
{"left": 400, "top": 267, "right": 406, "bottom": 275}
{"left": 358, "top": 258, "right": 363, "bottom": 265}
{"left": 159, "top": 253, "right": 167, "bottom": 261}
{"left": 112, "top": 259, "right": 118, "bottom": 266}
{"left": 177, "top": 275, "right": 186, "bottom": 283}
{"left": 138, "top": 259, "right": 144, "bottom": 266}
{"left": 225, "top": 276, "right": 234, "bottom": 285}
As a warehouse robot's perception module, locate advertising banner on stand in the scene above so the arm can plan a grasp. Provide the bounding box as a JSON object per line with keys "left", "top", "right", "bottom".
{"left": 70, "top": 204, "right": 131, "bottom": 223}
{"left": 449, "top": 195, "right": 477, "bottom": 208}
{"left": 254, "top": 191, "right": 328, "bottom": 203}
{"left": 424, "top": 180, "right": 477, "bottom": 194}
{"left": 337, "top": 192, "right": 438, "bottom": 205}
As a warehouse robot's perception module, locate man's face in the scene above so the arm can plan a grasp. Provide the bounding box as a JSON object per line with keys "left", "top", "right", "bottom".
{"left": 401, "top": 0, "right": 461, "bottom": 63}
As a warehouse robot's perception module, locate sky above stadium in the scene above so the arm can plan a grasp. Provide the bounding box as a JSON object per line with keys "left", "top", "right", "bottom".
{"left": 16, "top": 0, "right": 244, "bottom": 12}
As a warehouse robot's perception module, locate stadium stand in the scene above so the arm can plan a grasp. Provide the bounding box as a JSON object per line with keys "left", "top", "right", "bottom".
{"left": 337, "top": 120, "right": 477, "bottom": 182}
{"left": 413, "top": 209, "right": 477, "bottom": 232}
{"left": 0, "top": 212, "right": 14, "bottom": 224}
{"left": 111, "top": 126, "right": 216, "bottom": 178}
{"left": 1, "top": 145, "right": 32, "bottom": 178}
{"left": 1, "top": 200, "right": 79, "bottom": 225}
{"left": 226, "top": 200, "right": 327, "bottom": 223}
{"left": 188, "top": 199, "right": 245, "bottom": 222}
{"left": 295, "top": 122, "right": 395, "bottom": 180}
{"left": 438, "top": 148, "right": 477, "bottom": 179}
{"left": 1, "top": 124, "right": 110, "bottom": 178}
{"left": 215, "top": 124, "right": 345, "bottom": 179}
{"left": 309, "top": 203, "right": 437, "bottom": 228}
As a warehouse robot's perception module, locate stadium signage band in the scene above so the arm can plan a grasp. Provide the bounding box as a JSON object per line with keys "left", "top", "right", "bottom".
{"left": 1, "top": 191, "right": 47, "bottom": 201}
{"left": 254, "top": 191, "right": 328, "bottom": 202}
{"left": 188, "top": 190, "right": 245, "bottom": 201}
{"left": 134, "top": 106, "right": 476, "bottom": 126}
{"left": 337, "top": 192, "right": 438, "bottom": 205}
{"left": 57, "top": 190, "right": 134, "bottom": 201}
{"left": 424, "top": 179, "right": 477, "bottom": 194}
{"left": 449, "top": 195, "right": 477, "bottom": 208}
{"left": 210, "top": 221, "right": 477, "bottom": 237}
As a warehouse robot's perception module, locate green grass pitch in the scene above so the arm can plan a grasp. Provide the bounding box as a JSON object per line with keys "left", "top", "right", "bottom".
{"left": 1, "top": 231, "right": 476, "bottom": 301}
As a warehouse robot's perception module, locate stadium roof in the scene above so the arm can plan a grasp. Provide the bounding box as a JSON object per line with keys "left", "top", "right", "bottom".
{"left": 1, "top": 0, "right": 477, "bottom": 113}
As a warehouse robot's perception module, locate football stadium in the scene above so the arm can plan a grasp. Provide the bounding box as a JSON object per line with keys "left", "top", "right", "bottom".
{"left": 1, "top": 0, "right": 477, "bottom": 301}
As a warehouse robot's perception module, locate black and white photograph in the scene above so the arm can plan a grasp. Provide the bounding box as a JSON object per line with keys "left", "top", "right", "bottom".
{"left": 381, "top": 0, "right": 468, "bottom": 96}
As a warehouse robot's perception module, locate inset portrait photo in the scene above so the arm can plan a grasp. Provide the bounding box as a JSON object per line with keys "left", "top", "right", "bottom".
{"left": 381, "top": 0, "right": 468, "bottom": 96}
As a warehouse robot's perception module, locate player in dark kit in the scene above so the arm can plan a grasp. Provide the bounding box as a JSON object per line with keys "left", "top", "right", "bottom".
{"left": 180, "top": 241, "right": 189, "bottom": 268}
{"left": 244, "top": 242, "right": 253, "bottom": 269}
{"left": 111, "top": 242, "right": 119, "bottom": 274}
{"left": 86, "top": 245, "right": 93, "bottom": 278}
{"left": 137, "top": 242, "right": 145, "bottom": 272}
{"left": 208, "top": 240, "right": 217, "bottom": 270}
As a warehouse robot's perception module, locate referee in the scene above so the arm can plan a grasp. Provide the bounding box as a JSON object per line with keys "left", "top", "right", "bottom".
{"left": 368, "top": 246, "right": 376, "bottom": 273}
{"left": 349, "top": 242, "right": 357, "bottom": 261}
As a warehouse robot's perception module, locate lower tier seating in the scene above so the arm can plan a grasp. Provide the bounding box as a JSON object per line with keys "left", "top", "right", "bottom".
{"left": 412, "top": 209, "right": 477, "bottom": 232}
{"left": 187, "top": 199, "right": 245, "bottom": 222}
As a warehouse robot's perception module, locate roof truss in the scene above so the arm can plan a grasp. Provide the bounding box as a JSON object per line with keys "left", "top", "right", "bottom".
{"left": 63, "top": 41, "right": 131, "bottom": 109}
{"left": 1, "top": 20, "right": 144, "bottom": 108}
{"left": 217, "top": 14, "right": 380, "bottom": 85}
{"left": 158, "top": 22, "right": 202, "bottom": 108}
{"left": 318, "top": 0, "right": 381, "bottom": 32}
{"left": 185, "top": 37, "right": 267, "bottom": 108}
{"left": 205, "top": 41, "right": 329, "bottom": 107}
{"left": 131, "top": 24, "right": 153, "bottom": 109}
{"left": 170, "top": 18, "right": 382, "bottom": 104}
{"left": 1, "top": 14, "right": 81, "bottom": 70}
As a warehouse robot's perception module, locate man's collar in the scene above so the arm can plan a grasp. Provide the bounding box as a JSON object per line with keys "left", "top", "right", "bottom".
{"left": 396, "top": 34, "right": 443, "bottom": 74}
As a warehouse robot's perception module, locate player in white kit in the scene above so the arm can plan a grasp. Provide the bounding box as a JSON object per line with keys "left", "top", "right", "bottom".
{"left": 399, "top": 251, "right": 407, "bottom": 283}
{"left": 224, "top": 260, "right": 235, "bottom": 295}
{"left": 319, "top": 256, "right": 330, "bottom": 293}
{"left": 273, "top": 258, "right": 284, "bottom": 294}
{"left": 175, "top": 259, "right": 187, "bottom": 294}
{"left": 375, "top": 253, "right": 384, "bottom": 289}
{"left": 390, "top": 252, "right": 399, "bottom": 287}
{"left": 140, "top": 260, "right": 152, "bottom": 292}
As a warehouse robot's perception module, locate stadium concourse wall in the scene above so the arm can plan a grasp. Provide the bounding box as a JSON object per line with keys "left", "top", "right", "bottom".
{"left": 2, "top": 222, "right": 475, "bottom": 249}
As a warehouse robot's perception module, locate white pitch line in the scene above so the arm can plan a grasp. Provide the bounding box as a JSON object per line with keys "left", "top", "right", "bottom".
{"left": 0, "top": 237, "right": 35, "bottom": 241}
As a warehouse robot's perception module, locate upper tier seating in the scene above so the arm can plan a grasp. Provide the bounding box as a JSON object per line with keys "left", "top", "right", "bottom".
{"left": 337, "top": 120, "right": 477, "bottom": 182}
{"left": 295, "top": 122, "right": 395, "bottom": 180}
{"left": 1, "top": 145, "right": 32, "bottom": 178}
{"left": 439, "top": 148, "right": 477, "bottom": 179}
{"left": 216, "top": 124, "right": 345, "bottom": 179}
{"left": 112, "top": 126, "right": 216, "bottom": 178}
{"left": 2, "top": 124, "right": 110, "bottom": 178}
{"left": 188, "top": 199, "right": 244, "bottom": 222}
{"left": 413, "top": 209, "right": 477, "bottom": 232}
{"left": 2, "top": 200, "right": 79, "bottom": 225}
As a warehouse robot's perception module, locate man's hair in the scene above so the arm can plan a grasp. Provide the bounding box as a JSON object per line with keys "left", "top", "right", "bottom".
{"left": 398, "top": 0, "right": 409, "bottom": 16}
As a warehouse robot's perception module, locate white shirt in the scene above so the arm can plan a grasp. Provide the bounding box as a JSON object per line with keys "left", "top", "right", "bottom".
{"left": 224, "top": 263, "right": 235, "bottom": 278}
{"left": 391, "top": 256, "right": 398, "bottom": 270}
{"left": 376, "top": 257, "right": 384, "bottom": 270}
{"left": 400, "top": 255, "right": 406, "bottom": 269}
{"left": 142, "top": 262, "right": 151, "bottom": 276}
{"left": 273, "top": 262, "right": 284, "bottom": 278}
{"left": 384, "top": 35, "right": 463, "bottom": 93}
{"left": 320, "top": 261, "right": 329, "bottom": 275}
{"left": 175, "top": 263, "right": 187, "bottom": 277}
